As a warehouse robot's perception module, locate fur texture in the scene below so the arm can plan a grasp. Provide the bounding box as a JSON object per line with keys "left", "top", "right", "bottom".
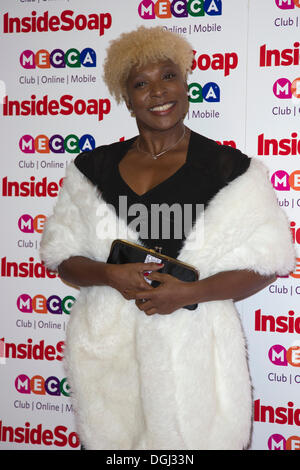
{"left": 40, "top": 158, "right": 295, "bottom": 450}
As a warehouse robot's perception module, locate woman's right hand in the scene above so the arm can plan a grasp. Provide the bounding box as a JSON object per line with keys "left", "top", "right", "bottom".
{"left": 107, "top": 262, "right": 163, "bottom": 299}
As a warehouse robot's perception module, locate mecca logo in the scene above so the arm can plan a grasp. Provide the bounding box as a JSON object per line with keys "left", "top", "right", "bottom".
{"left": 17, "top": 293, "right": 75, "bottom": 315}
{"left": 271, "top": 170, "right": 300, "bottom": 191}
{"left": 138, "top": 0, "right": 222, "bottom": 19}
{"left": 2, "top": 95, "right": 111, "bottom": 122}
{"left": 268, "top": 344, "right": 300, "bottom": 367}
{"left": 18, "top": 214, "right": 46, "bottom": 233}
{"left": 268, "top": 433, "right": 300, "bottom": 451}
{"left": 188, "top": 82, "right": 220, "bottom": 103}
{"left": 273, "top": 77, "right": 300, "bottom": 99}
{"left": 3, "top": 10, "right": 112, "bottom": 36}
{"left": 290, "top": 258, "right": 300, "bottom": 279}
{"left": 259, "top": 42, "right": 300, "bottom": 67}
{"left": 20, "top": 48, "right": 96, "bottom": 69}
{"left": 19, "top": 134, "right": 95, "bottom": 154}
{"left": 192, "top": 50, "right": 238, "bottom": 77}
{"left": 275, "top": 0, "right": 300, "bottom": 9}
{"left": 15, "top": 374, "right": 70, "bottom": 397}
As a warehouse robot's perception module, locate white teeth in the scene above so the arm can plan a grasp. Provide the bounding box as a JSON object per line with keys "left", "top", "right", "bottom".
{"left": 150, "top": 102, "right": 174, "bottom": 112}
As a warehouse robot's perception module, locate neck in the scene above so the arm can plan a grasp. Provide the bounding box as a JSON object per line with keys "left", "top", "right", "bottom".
{"left": 137, "top": 122, "right": 188, "bottom": 157}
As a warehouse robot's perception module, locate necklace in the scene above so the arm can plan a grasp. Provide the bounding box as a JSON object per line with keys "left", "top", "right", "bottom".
{"left": 136, "top": 127, "right": 186, "bottom": 160}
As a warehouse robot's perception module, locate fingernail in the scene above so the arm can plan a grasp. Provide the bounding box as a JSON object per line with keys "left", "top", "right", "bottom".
{"left": 158, "top": 263, "right": 164, "bottom": 266}
{"left": 144, "top": 272, "right": 150, "bottom": 276}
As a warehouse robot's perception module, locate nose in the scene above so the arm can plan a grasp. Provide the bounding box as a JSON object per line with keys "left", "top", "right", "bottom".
{"left": 150, "top": 80, "right": 167, "bottom": 98}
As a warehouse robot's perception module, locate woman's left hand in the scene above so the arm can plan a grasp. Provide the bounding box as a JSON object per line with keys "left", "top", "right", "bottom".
{"left": 124, "top": 268, "right": 277, "bottom": 315}
{"left": 125, "top": 271, "right": 193, "bottom": 315}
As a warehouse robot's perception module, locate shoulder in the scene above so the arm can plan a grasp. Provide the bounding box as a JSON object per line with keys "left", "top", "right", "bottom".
{"left": 189, "top": 131, "right": 251, "bottom": 184}
{"left": 74, "top": 136, "right": 137, "bottom": 186}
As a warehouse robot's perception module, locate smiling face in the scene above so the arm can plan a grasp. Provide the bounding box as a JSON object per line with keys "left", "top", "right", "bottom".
{"left": 125, "top": 59, "right": 189, "bottom": 133}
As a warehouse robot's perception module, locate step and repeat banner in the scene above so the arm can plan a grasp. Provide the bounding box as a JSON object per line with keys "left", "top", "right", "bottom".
{"left": 0, "top": 0, "right": 299, "bottom": 451}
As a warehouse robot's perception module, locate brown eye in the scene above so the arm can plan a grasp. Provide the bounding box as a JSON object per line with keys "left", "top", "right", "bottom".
{"left": 134, "top": 81, "right": 146, "bottom": 89}
{"left": 163, "top": 72, "right": 176, "bottom": 80}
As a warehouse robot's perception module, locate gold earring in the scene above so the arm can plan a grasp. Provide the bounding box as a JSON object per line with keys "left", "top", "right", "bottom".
{"left": 130, "top": 109, "right": 135, "bottom": 117}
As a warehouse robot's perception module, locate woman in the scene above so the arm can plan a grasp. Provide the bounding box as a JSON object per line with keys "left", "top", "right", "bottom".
{"left": 40, "top": 26, "right": 295, "bottom": 450}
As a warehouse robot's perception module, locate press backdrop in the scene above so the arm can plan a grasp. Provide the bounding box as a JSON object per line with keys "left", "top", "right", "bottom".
{"left": 0, "top": 0, "right": 299, "bottom": 450}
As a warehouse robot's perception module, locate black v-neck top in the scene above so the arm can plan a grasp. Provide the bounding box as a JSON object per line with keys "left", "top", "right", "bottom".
{"left": 74, "top": 130, "right": 250, "bottom": 259}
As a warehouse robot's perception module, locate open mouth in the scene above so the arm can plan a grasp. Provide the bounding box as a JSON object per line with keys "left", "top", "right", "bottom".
{"left": 149, "top": 102, "right": 176, "bottom": 113}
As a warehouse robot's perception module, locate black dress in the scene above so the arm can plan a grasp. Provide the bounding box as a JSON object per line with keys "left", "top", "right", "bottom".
{"left": 74, "top": 130, "right": 250, "bottom": 260}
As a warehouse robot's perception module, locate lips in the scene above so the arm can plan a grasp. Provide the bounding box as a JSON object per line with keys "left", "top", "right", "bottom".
{"left": 149, "top": 101, "right": 176, "bottom": 114}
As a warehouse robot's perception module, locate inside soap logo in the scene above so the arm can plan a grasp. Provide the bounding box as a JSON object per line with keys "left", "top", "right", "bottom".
{"left": 273, "top": 77, "right": 300, "bottom": 99}
{"left": 192, "top": 50, "right": 238, "bottom": 77}
{"left": 138, "top": 0, "right": 222, "bottom": 19}
{"left": 20, "top": 48, "right": 96, "bottom": 69}
{"left": 3, "top": 95, "right": 111, "bottom": 122}
{"left": 268, "top": 344, "right": 300, "bottom": 367}
{"left": 257, "top": 132, "right": 300, "bottom": 156}
{"left": 260, "top": 43, "right": 300, "bottom": 67}
{"left": 275, "top": 0, "right": 300, "bottom": 9}
{"left": 290, "top": 221, "right": 300, "bottom": 245}
{"left": 3, "top": 10, "right": 112, "bottom": 36}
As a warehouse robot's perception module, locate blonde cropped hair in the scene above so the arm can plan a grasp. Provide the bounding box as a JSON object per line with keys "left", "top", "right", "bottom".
{"left": 103, "top": 26, "right": 194, "bottom": 104}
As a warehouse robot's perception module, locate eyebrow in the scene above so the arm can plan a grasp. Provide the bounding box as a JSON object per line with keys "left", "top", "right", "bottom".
{"left": 130, "top": 64, "right": 178, "bottom": 80}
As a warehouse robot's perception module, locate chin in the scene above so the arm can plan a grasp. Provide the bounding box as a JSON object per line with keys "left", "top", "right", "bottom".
{"left": 139, "top": 117, "right": 185, "bottom": 133}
